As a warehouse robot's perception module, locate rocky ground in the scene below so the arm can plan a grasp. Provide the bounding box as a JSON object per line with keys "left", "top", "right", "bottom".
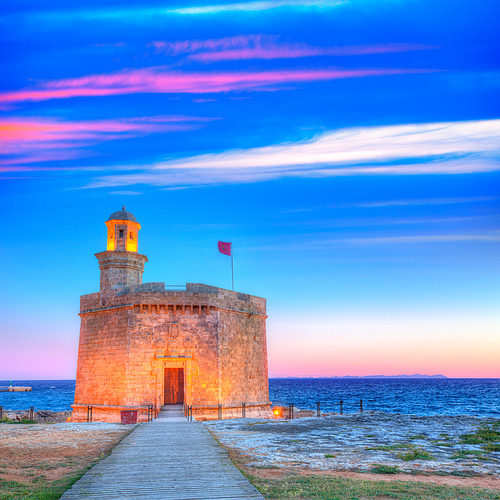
{"left": 205, "top": 411, "right": 500, "bottom": 489}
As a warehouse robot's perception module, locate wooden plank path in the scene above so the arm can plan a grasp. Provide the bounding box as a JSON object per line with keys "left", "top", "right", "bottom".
{"left": 60, "top": 406, "right": 264, "bottom": 500}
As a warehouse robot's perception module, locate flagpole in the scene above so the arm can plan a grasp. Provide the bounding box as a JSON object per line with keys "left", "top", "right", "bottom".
{"left": 231, "top": 244, "right": 234, "bottom": 291}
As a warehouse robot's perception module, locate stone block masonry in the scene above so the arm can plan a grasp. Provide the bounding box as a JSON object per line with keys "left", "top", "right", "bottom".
{"left": 72, "top": 209, "right": 270, "bottom": 422}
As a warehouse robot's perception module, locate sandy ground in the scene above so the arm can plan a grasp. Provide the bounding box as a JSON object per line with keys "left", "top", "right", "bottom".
{"left": 0, "top": 422, "right": 133, "bottom": 485}
{"left": 204, "top": 411, "right": 500, "bottom": 490}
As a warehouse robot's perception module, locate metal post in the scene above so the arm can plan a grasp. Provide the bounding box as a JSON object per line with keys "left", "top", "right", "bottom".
{"left": 242, "top": 402, "right": 246, "bottom": 418}
{"left": 0, "top": 406, "right": 2, "bottom": 419}
{"left": 30, "top": 407, "right": 34, "bottom": 421}
{"left": 317, "top": 402, "right": 320, "bottom": 417}
{"left": 218, "top": 404, "right": 222, "bottom": 420}
{"left": 360, "top": 399, "right": 363, "bottom": 412}
{"left": 340, "top": 400, "right": 343, "bottom": 415}
{"left": 231, "top": 247, "right": 234, "bottom": 291}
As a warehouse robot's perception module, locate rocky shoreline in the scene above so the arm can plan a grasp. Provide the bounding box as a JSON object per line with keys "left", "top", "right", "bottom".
{"left": 204, "top": 411, "right": 500, "bottom": 479}
{"left": 1, "top": 409, "right": 71, "bottom": 423}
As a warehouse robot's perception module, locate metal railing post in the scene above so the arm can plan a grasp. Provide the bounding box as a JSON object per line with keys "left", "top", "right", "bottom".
{"left": 340, "top": 400, "right": 343, "bottom": 415}
{"left": 242, "top": 402, "right": 246, "bottom": 418}
{"left": 30, "top": 407, "right": 34, "bottom": 421}
{"left": 360, "top": 399, "right": 363, "bottom": 412}
{"left": 317, "top": 402, "right": 320, "bottom": 417}
{"left": 218, "top": 404, "right": 222, "bottom": 420}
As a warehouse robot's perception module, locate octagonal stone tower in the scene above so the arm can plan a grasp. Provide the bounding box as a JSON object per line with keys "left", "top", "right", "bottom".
{"left": 72, "top": 209, "right": 271, "bottom": 422}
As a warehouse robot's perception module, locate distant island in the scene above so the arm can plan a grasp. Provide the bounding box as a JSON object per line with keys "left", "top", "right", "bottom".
{"left": 272, "top": 374, "right": 448, "bottom": 379}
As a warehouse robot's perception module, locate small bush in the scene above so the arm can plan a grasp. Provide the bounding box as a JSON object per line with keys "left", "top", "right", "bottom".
{"left": 370, "top": 464, "right": 400, "bottom": 474}
{"left": 324, "top": 453, "right": 337, "bottom": 458}
{"left": 397, "top": 447, "right": 434, "bottom": 461}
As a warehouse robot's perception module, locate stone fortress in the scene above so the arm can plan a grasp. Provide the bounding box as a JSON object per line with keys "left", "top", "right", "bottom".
{"left": 71, "top": 208, "right": 271, "bottom": 422}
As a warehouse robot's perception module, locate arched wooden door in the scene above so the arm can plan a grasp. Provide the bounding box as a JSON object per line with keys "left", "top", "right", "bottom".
{"left": 164, "top": 368, "right": 184, "bottom": 405}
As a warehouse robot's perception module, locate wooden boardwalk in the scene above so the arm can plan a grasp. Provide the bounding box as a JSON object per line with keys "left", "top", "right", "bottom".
{"left": 60, "top": 406, "right": 264, "bottom": 499}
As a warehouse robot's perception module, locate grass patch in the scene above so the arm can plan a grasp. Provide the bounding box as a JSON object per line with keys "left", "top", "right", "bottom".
{"left": 460, "top": 434, "right": 483, "bottom": 445}
{"left": 397, "top": 446, "right": 434, "bottom": 461}
{"left": 452, "top": 450, "right": 486, "bottom": 460}
{"left": 460, "top": 426, "right": 500, "bottom": 445}
{"left": 409, "top": 434, "right": 428, "bottom": 440}
{"left": 0, "top": 467, "right": 91, "bottom": 500}
{"left": 324, "top": 454, "right": 337, "bottom": 458}
{"left": 370, "top": 464, "right": 400, "bottom": 474}
{"left": 246, "top": 473, "right": 500, "bottom": 499}
{"left": 0, "top": 417, "right": 37, "bottom": 425}
{"left": 365, "top": 443, "right": 411, "bottom": 452}
{"left": 432, "top": 441, "right": 454, "bottom": 447}
{"left": 483, "top": 442, "right": 500, "bottom": 452}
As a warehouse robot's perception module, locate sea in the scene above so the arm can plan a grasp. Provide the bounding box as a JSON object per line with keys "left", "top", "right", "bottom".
{"left": 1, "top": 378, "right": 499, "bottom": 418}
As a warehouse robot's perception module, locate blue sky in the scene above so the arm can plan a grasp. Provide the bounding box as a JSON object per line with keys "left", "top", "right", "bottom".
{"left": 1, "top": 0, "right": 499, "bottom": 379}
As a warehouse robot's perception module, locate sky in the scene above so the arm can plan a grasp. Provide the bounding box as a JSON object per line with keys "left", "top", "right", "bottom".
{"left": 0, "top": 0, "right": 499, "bottom": 380}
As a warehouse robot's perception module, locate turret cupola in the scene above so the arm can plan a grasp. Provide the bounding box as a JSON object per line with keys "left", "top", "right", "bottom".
{"left": 96, "top": 207, "right": 148, "bottom": 300}
{"left": 105, "top": 206, "right": 141, "bottom": 252}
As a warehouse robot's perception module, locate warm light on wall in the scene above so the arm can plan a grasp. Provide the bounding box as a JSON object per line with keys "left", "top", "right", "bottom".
{"left": 105, "top": 219, "right": 141, "bottom": 253}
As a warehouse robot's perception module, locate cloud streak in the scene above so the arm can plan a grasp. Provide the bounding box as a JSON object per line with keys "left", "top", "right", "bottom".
{"left": 0, "top": 115, "right": 217, "bottom": 170}
{"left": 0, "top": 66, "right": 432, "bottom": 105}
{"left": 166, "top": 0, "right": 346, "bottom": 15}
{"left": 150, "top": 35, "right": 437, "bottom": 62}
{"left": 84, "top": 119, "right": 500, "bottom": 189}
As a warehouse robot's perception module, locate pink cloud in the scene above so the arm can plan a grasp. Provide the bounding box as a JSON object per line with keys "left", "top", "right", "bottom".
{"left": 0, "top": 66, "right": 433, "bottom": 104}
{"left": 150, "top": 34, "right": 438, "bottom": 62}
{"left": 0, "top": 115, "right": 217, "bottom": 168}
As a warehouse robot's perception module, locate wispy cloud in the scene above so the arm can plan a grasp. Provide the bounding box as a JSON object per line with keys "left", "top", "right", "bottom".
{"left": 84, "top": 119, "right": 500, "bottom": 188}
{"left": 280, "top": 196, "right": 498, "bottom": 214}
{"left": 109, "top": 190, "right": 143, "bottom": 195}
{"left": 167, "top": 0, "right": 346, "bottom": 15}
{"left": 150, "top": 35, "right": 437, "bottom": 62}
{"left": 335, "top": 233, "right": 500, "bottom": 245}
{"left": 0, "top": 115, "right": 217, "bottom": 170}
{"left": 0, "top": 66, "right": 429, "bottom": 105}
{"left": 246, "top": 231, "right": 500, "bottom": 251}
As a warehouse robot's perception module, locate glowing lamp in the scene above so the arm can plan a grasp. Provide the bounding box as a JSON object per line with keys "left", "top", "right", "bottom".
{"left": 105, "top": 206, "right": 141, "bottom": 253}
{"left": 273, "top": 407, "right": 283, "bottom": 418}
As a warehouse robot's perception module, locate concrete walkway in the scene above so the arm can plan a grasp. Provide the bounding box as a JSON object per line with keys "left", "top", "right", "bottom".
{"left": 60, "top": 406, "right": 264, "bottom": 499}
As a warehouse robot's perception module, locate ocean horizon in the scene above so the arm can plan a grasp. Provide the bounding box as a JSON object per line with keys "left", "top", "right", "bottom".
{"left": 1, "top": 378, "right": 499, "bottom": 418}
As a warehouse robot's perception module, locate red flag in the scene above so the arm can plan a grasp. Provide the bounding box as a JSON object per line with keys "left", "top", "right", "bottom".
{"left": 218, "top": 241, "right": 232, "bottom": 256}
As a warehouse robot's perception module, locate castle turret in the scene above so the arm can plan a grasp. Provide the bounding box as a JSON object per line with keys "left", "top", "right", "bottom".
{"left": 95, "top": 207, "right": 148, "bottom": 300}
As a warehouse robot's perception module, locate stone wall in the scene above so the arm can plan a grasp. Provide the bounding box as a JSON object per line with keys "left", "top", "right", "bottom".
{"left": 72, "top": 283, "right": 270, "bottom": 422}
